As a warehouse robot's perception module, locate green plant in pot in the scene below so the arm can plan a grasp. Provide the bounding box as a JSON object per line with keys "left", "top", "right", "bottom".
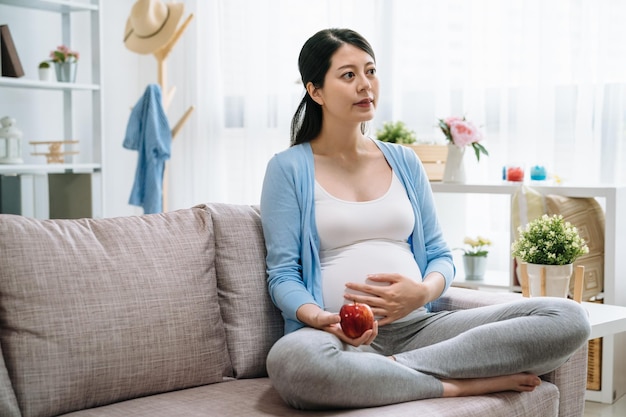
{"left": 456, "top": 236, "right": 491, "bottom": 280}
{"left": 38, "top": 60, "right": 52, "bottom": 81}
{"left": 375, "top": 121, "right": 417, "bottom": 144}
{"left": 512, "top": 214, "right": 589, "bottom": 298}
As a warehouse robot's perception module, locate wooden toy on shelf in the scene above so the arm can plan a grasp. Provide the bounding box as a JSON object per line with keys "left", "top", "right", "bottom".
{"left": 29, "top": 140, "right": 79, "bottom": 164}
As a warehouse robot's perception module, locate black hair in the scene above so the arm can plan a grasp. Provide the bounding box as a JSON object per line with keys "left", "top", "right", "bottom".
{"left": 290, "top": 28, "right": 376, "bottom": 146}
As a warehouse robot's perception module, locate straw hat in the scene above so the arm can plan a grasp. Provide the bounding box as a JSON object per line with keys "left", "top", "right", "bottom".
{"left": 124, "top": 0, "right": 184, "bottom": 54}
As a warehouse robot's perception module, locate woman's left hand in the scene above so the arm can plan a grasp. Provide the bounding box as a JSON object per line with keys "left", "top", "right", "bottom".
{"left": 344, "top": 273, "right": 443, "bottom": 326}
{"left": 326, "top": 320, "right": 379, "bottom": 347}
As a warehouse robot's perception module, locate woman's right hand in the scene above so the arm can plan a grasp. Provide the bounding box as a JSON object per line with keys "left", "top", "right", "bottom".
{"left": 296, "top": 303, "right": 379, "bottom": 347}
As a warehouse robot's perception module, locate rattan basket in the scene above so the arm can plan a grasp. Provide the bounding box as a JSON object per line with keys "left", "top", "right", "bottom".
{"left": 587, "top": 337, "right": 602, "bottom": 390}
{"left": 586, "top": 298, "right": 604, "bottom": 391}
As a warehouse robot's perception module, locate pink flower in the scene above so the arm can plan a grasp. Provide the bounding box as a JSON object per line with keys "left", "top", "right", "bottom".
{"left": 448, "top": 119, "right": 482, "bottom": 147}
{"left": 49, "top": 45, "right": 79, "bottom": 63}
{"left": 444, "top": 116, "right": 462, "bottom": 125}
{"left": 438, "top": 115, "right": 489, "bottom": 161}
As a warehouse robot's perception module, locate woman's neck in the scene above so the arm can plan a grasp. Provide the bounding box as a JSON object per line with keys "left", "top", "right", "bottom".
{"left": 312, "top": 123, "right": 368, "bottom": 157}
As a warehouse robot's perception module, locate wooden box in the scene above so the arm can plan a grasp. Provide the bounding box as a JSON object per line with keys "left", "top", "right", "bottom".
{"left": 404, "top": 144, "right": 448, "bottom": 181}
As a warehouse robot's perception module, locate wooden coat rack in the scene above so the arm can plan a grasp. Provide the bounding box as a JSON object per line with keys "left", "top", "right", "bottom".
{"left": 152, "top": 12, "right": 195, "bottom": 211}
{"left": 153, "top": 12, "right": 195, "bottom": 139}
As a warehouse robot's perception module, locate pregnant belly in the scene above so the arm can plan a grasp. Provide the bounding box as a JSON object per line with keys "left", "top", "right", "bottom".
{"left": 321, "top": 240, "right": 422, "bottom": 313}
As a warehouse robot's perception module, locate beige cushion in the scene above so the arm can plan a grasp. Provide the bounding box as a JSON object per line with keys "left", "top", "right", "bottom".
{"left": 0, "top": 208, "right": 231, "bottom": 417}
{"left": 205, "top": 203, "right": 283, "bottom": 378}
{"left": 545, "top": 195, "right": 605, "bottom": 300}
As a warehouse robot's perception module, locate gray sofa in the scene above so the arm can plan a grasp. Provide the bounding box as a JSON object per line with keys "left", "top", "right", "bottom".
{"left": 0, "top": 203, "right": 588, "bottom": 417}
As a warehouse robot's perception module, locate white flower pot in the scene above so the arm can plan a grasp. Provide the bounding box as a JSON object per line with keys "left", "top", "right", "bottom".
{"left": 38, "top": 67, "right": 52, "bottom": 82}
{"left": 526, "top": 263, "right": 573, "bottom": 298}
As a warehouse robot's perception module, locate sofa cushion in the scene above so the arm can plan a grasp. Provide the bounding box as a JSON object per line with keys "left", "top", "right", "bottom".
{"left": 204, "top": 203, "right": 283, "bottom": 378}
{"left": 58, "top": 377, "right": 559, "bottom": 417}
{"left": 0, "top": 208, "right": 231, "bottom": 417}
{"left": 0, "top": 344, "right": 20, "bottom": 417}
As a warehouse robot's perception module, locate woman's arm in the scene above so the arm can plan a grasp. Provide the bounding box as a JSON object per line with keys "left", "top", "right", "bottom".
{"left": 260, "top": 154, "right": 318, "bottom": 325}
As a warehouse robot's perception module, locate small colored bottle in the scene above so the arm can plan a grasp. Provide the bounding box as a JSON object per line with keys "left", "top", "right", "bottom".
{"left": 506, "top": 165, "right": 525, "bottom": 182}
{"left": 530, "top": 165, "right": 547, "bottom": 181}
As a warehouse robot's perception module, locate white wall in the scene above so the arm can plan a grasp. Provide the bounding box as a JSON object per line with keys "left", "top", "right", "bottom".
{"left": 101, "top": 0, "right": 159, "bottom": 218}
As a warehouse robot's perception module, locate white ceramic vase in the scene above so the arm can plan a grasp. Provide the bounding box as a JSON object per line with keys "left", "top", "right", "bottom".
{"left": 442, "top": 143, "right": 466, "bottom": 183}
{"left": 526, "top": 263, "right": 573, "bottom": 298}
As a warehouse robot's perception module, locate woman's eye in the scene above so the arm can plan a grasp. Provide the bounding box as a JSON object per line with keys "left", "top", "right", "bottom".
{"left": 342, "top": 72, "right": 355, "bottom": 80}
{"left": 367, "top": 68, "right": 377, "bottom": 76}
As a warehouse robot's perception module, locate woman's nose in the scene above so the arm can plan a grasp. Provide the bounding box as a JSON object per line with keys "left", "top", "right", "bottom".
{"left": 358, "top": 75, "right": 372, "bottom": 91}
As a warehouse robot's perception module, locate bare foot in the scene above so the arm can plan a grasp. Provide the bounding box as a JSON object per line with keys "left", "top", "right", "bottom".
{"left": 441, "top": 373, "right": 541, "bottom": 397}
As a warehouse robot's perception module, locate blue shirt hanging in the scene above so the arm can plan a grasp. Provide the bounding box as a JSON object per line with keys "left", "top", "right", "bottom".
{"left": 123, "top": 84, "right": 172, "bottom": 214}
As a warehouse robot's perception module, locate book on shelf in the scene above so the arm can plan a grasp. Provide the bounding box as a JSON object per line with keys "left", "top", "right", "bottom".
{"left": 0, "top": 24, "right": 25, "bottom": 78}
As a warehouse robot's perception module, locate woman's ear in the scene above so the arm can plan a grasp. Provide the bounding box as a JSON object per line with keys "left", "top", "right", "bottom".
{"left": 306, "top": 82, "right": 324, "bottom": 106}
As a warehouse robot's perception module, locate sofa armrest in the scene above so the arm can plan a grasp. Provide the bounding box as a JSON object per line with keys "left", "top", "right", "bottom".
{"left": 431, "top": 287, "right": 587, "bottom": 417}
{"left": 542, "top": 343, "right": 587, "bottom": 417}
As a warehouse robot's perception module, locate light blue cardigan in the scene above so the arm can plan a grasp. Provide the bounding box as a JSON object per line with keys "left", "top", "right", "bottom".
{"left": 260, "top": 140, "right": 455, "bottom": 334}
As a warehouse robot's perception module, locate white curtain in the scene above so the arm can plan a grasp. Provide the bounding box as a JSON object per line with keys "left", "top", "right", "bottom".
{"left": 166, "top": 0, "right": 626, "bottom": 210}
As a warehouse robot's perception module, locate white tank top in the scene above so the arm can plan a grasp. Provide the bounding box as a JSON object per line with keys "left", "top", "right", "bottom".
{"left": 315, "top": 172, "right": 425, "bottom": 321}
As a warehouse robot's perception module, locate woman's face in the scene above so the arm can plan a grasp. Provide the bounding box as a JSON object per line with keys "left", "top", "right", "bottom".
{"left": 310, "top": 43, "right": 378, "bottom": 126}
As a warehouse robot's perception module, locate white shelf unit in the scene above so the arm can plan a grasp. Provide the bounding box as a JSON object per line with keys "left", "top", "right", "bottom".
{"left": 431, "top": 182, "right": 626, "bottom": 404}
{"left": 0, "top": 0, "right": 103, "bottom": 218}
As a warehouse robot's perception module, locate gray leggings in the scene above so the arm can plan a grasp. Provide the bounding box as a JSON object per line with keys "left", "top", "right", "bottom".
{"left": 266, "top": 297, "right": 590, "bottom": 410}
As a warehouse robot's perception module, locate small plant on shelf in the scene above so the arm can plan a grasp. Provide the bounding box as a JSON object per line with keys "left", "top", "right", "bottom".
{"left": 456, "top": 235, "right": 491, "bottom": 257}
{"left": 511, "top": 214, "right": 588, "bottom": 265}
{"left": 38, "top": 61, "right": 50, "bottom": 69}
{"left": 50, "top": 45, "right": 80, "bottom": 63}
{"left": 376, "top": 121, "right": 417, "bottom": 144}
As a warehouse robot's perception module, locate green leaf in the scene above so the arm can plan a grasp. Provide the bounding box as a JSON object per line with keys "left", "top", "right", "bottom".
{"left": 471, "top": 142, "right": 489, "bottom": 161}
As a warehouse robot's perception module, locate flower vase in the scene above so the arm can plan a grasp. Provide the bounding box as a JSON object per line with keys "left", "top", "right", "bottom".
{"left": 54, "top": 62, "right": 78, "bottom": 83}
{"left": 442, "top": 143, "right": 466, "bottom": 183}
{"left": 463, "top": 255, "right": 487, "bottom": 280}
{"left": 526, "top": 263, "right": 573, "bottom": 298}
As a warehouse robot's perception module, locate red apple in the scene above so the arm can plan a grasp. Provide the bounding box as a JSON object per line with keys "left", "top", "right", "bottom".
{"left": 339, "top": 302, "right": 374, "bottom": 339}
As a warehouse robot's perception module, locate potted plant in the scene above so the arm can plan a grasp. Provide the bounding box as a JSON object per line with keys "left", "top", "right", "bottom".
{"left": 456, "top": 235, "right": 491, "bottom": 280}
{"left": 38, "top": 61, "right": 52, "bottom": 81}
{"left": 375, "top": 121, "right": 417, "bottom": 144}
{"left": 50, "top": 45, "right": 80, "bottom": 82}
{"left": 376, "top": 121, "right": 448, "bottom": 181}
{"left": 438, "top": 116, "right": 487, "bottom": 183}
{"left": 511, "top": 214, "right": 589, "bottom": 297}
